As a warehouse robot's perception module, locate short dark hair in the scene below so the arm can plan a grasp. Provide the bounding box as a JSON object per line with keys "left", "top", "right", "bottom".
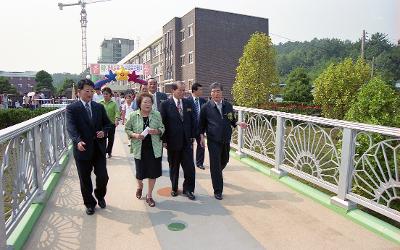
{"left": 77, "top": 79, "right": 94, "bottom": 90}
{"left": 101, "top": 87, "right": 113, "bottom": 95}
{"left": 210, "top": 82, "right": 223, "bottom": 91}
{"left": 171, "top": 81, "right": 184, "bottom": 91}
{"left": 148, "top": 77, "right": 157, "bottom": 83}
{"left": 136, "top": 92, "right": 154, "bottom": 108}
{"left": 192, "top": 83, "right": 202, "bottom": 92}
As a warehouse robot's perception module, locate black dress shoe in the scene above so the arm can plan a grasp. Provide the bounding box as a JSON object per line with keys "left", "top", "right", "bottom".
{"left": 107, "top": 153, "right": 112, "bottom": 158}
{"left": 86, "top": 207, "right": 95, "bottom": 215}
{"left": 214, "top": 193, "right": 223, "bottom": 200}
{"left": 98, "top": 199, "right": 106, "bottom": 209}
{"left": 184, "top": 191, "right": 195, "bottom": 200}
{"left": 197, "top": 165, "right": 205, "bottom": 170}
{"left": 171, "top": 190, "right": 178, "bottom": 197}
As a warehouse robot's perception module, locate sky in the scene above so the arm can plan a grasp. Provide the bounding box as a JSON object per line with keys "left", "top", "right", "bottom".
{"left": 0, "top": 0, "right": 398, "bottom": 74}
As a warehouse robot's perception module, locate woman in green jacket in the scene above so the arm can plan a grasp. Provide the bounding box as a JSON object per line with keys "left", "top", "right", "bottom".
{"left": 125, "top": 92, "right": 165, "bottom": 207}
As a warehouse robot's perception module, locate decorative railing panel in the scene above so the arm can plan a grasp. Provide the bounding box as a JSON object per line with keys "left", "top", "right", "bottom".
{"left": 233, "top": 106, "right": 400, "bottom": 222}
{"left": 0, "top": 108, "right": 70, "bottom": 248}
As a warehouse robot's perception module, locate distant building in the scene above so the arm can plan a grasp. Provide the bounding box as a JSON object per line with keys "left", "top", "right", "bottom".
{"left": 98, "top": 38, "right": 135, "bottom": 64}
{"left": 0, "top": 71, "right": 37, "bottom": 94}
{"left": 119, "top": 8, "right": 269, "bottom": 100}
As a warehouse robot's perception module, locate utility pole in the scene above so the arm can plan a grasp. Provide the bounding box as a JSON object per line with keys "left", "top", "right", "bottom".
{"left": 361, "top": 30, "right": 366, "bottom": 60}
{"left": 371, "top": 56, "right": 374, "bottom": 78}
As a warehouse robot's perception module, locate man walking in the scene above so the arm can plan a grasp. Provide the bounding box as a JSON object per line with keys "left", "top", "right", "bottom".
{"left": 199, "top": 82, "right": 247, "bottom": 200}
{"left": 148, "top": 78, "right": 168, "bottom": 111}
{"left": 160, "top": 81, "right": 197, "bottom": 200}
{"left": 186, "top": 83, "right": 207, "bottom": 170}
{"left": 66, "top": 79, "right": 112, "bottom": 215}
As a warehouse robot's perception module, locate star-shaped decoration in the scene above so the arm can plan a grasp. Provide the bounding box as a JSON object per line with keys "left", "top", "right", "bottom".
{"left": 128, "top": 70, "right": 147, "bottom": 84}
{"left": 116, "top": 67, "right": 129, "bottom": 81}
{"left": 105, "top": 70, "right": 117, "bottom": 82}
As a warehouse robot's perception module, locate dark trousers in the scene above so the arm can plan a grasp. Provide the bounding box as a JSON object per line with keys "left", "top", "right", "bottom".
{"left": 167, "top": 144, "right": 196, "bottom": 192}
{"left": 207, "top": 140, "right": 230, "bottom": 195}
{"left": 75, "top": 144, "right": 109, "bottom": 208}
{"left": 195, "top": 135, "right": 205, "bottom": 167}
{"left": 106, "top": 124, "right": 116, "bottom": 155}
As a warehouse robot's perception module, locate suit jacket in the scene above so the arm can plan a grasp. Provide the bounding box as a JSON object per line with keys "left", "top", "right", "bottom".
{"left": 186, "top": 95, "right": 207, "bottom": 121}
{"left": 125, "top": 109, "right": 165, "bottom": 159}
{"left": 154, "top": 92, "right": 168, "bottom": 111}
{"left": 160, "top": 97, "right": 196, "bottom": 151}
{"left": 199, "top": 100, "right": 237, "bottom": 144}
{"left": 66, "top": 100, "right": 112, "bottom": 161}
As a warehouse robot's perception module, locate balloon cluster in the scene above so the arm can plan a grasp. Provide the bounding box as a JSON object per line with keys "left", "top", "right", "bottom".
{"left": 94, "top": 67, "right": 146, "bottom": 89}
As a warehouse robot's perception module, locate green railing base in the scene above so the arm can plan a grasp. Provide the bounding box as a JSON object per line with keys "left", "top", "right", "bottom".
{"left": 229, "top": 150, "right": 400, "bottom": 245}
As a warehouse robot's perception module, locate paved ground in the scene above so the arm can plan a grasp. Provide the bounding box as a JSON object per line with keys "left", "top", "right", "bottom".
{"left": 24, "top": 127, "right": 399, "bottom": 249}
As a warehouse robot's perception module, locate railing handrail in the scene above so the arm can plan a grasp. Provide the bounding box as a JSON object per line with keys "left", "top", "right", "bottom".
{"left": 0, "top": 108, "right": 66, "bottom": 144}
{"left": 234, "top": 106, "right": 400, "bottom": 137}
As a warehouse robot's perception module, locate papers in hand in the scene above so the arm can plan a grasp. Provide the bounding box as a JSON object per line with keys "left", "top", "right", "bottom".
{"left": 140, "top": 127, "right": 150, "bottom": 137}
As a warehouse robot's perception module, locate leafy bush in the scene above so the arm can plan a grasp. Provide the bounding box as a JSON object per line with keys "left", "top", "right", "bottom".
{"left": 0, "top": 108, "right": 57, "bottom": 130}
{"left": 313, "top": 58, "right": 371, "bottom": 119}
{"left": 283, "top": 68, "right": 313, "bottom": 103}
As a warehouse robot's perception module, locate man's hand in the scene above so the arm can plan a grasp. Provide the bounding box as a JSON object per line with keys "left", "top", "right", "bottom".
{"left": 236, "top": 122, "right": 248, "bottom": 129}
{"left": 163, "top": 143, "right": 168, "bottom": 149}
{"left": 96, "top": 131, "right": 105, "bottom": 138}
{"left": 115, "top": 119, "right": 119, "bottom": 126}
{"left": 77, "top": 141, "right": 86, "bottom": 151}
{"left": 148, "top": 128, "right": 159, "bottom": 135}
{"left": 200, "top": 134, "right": 206, "bottom": 148}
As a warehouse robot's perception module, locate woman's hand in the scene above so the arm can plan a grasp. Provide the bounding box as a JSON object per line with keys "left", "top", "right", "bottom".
{"left": 148, "top": 128, "right": 159, "bottom": 135}
{"left": 132, "top": 133, "right": 144, "bottom": 140}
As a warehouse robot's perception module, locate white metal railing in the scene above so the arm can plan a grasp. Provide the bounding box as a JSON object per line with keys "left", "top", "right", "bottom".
{"left": 232, "top": 106, "right": 400, "bottom": 222}
{"left": 0, "top": 108, "right": 70, "bottom": 248}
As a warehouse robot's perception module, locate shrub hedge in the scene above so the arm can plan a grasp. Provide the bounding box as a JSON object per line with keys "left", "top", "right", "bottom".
{"left": 0, "top": 108, "right": 57, "bottom": 130}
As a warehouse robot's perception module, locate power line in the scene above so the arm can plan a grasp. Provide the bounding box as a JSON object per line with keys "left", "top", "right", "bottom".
{"left": 269, "top": 32, "right": 331, "bottom": 53}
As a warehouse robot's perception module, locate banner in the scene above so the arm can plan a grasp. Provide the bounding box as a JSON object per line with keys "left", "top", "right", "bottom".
{"left": 90, "top": 63, "right": 144, "bottom": 75}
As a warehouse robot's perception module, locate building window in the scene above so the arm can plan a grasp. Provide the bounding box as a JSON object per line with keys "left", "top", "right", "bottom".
{"left": 188, "top": 24, "right": 193, "bottom": 37}
{"left": 180, "top": 55, "right": 185, "bottom": 67}
{"left": 188, "top": 79, "right": 193, "bottom": 90}
{"left": 180, "top": 29, "right": 185, "bottom": 42}
{"left": 188, "top": 51, "right": 194, "bottom": 64}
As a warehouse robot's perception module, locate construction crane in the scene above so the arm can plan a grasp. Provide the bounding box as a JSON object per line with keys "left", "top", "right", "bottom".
{"left": 58, "top": 0, "right": 111, "bottom": 72}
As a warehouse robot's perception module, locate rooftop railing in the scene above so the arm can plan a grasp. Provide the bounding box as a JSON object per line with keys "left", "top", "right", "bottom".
{"left": 0, "top": 108, "right": 70, "bottom": 248}
{"left": 232, "top": 106, "right": 400, "bottom": 223}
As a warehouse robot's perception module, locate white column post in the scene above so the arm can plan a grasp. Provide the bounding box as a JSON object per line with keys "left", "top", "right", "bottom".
{"left": 331, "top": 128, "right": 357, "bottom": 210}
{"left": 271, "top": 116, "right": 287, "bottom": 178}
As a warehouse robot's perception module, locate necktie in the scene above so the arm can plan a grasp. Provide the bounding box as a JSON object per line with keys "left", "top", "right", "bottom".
{"left": 85, "top": 102, "right": 92, "bottom": 119}
{"left": 216, "top": 102, "right": 223, "bottom": 118}
{"left": 177, "top": 99, "right": 183, "bottom": 119}
{"left": 194, "top": 98, "right": 200, "bottom": 119}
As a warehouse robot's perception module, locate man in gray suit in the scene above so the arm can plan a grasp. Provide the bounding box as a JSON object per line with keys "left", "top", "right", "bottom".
{"left": 148, "top": 78, "right": 168, "bottom": 111}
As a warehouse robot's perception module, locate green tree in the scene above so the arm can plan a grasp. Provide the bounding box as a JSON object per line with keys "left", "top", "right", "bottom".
{"left": 345, "top": 77, "right": 400, "bottom": 126}
{"left": 35, "top": 70, "right": 55, "bottom": 94}
{"left": 0, "top": 77, "right": 17, "bottom": 95}
{"left": 365, "top": 33, "right": 393, "bottom": 60}
{"left": 313, "top": 58, "right": 371, "bottom": 119}
{"left": 375, "top": 46, "right": 400, "bottom": 85}
{"left": 232, "top": 32, "right": 279, "bottom": 107}
{"left": 57, "top": 78, "right": 75, "bottom": 95}
{"left": 282, "top": 68, "right": 313, "bottom": 103}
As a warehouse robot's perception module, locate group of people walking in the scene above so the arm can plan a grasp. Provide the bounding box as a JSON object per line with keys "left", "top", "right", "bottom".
{"left": 66, "top": 78, "right": 247, "bottom": 215}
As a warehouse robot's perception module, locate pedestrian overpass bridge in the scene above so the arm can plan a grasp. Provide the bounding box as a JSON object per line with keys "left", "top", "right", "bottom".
{"left": 1, "top": 106, "right": 400, "bottom": 249}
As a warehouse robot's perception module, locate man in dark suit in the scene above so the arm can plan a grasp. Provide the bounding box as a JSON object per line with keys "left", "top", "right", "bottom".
{"left": 186, "top": 83, "right": 207, "bottom": 170}
{"left": 199, "top": 82, "right": 247, "bottom": 200}
{"left": 160, "top": 81, "right": 197, "bottom": 200}
{"left": 148, "top": 78, "right": 168, "bottom": 111}
{"left": 66, "top": 79, "right": 112, "bottom": 215}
